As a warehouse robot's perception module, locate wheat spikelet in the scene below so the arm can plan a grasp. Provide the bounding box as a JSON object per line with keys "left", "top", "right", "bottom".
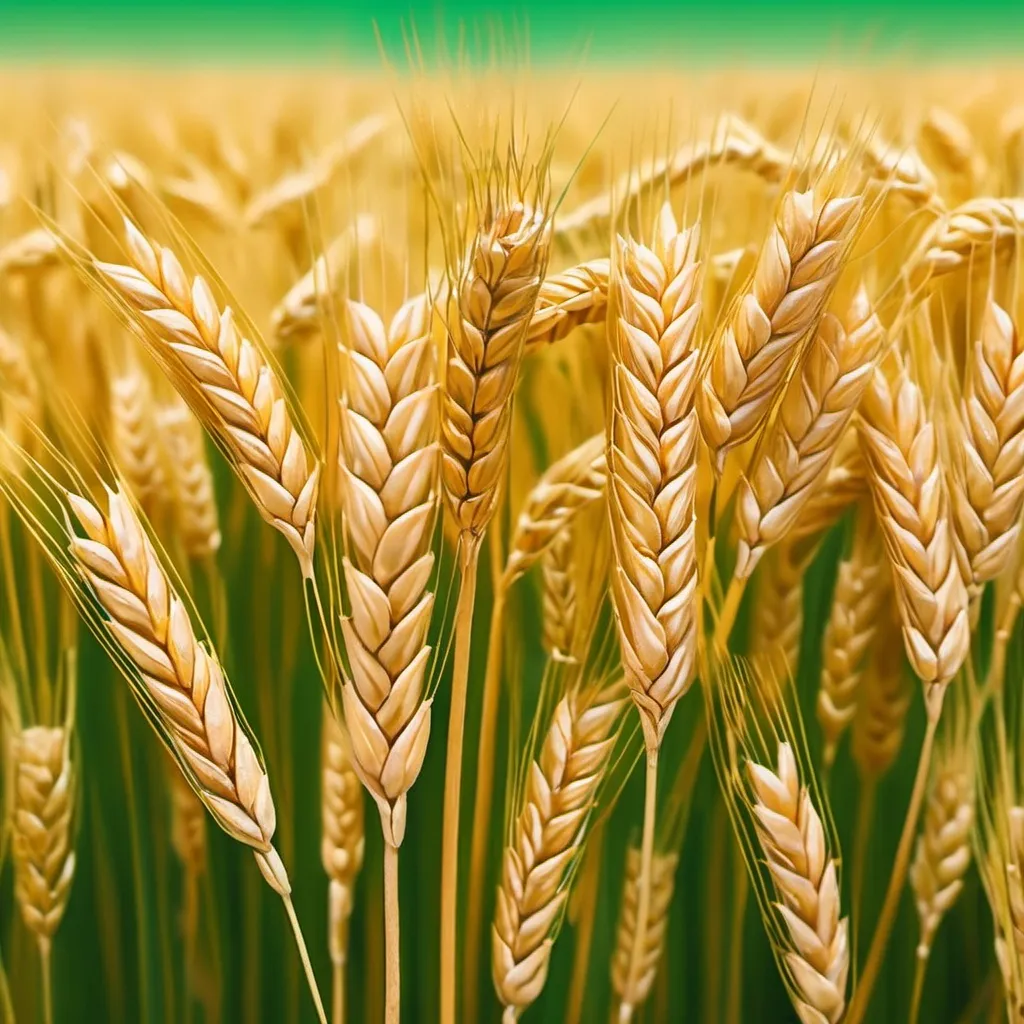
{"left": 169, "top": 765, "right": 207, "bottom": 877}
{"left": 922, "top": 197, "right": 1024, "bottom": 278}
{"left": 321, "top": 711, "right": 365, "bottom": 970}
{"left": 816, "top": 515, "right": 890, "bottom": 768}
{"left": 110, "top": 363, "right": 166, "bottom": 515}
{"left": 910, "top": 763, "right": 972, "bottom": 958}
{"left": 492, "top": 685, "right": 626, "bottom": 1020}
{"left": 734, "top": 287, "right": 885, "bottom": 578}
{"left": 523, "top": 259, "right": 609, "bottom": 351}
{"left": 949, "top": 296, "right": 1024, "bottom": 586}
{"left": 503, "top": 432, "right": 606, "bottom": 587}
{"left": 95, "top": 220, "right": 320, "bottom": 577}
{"left": 851, "top": 619, "right": 911, "bottom": 781}
{"left": 157, "top": 396, "right": 222, "bottom": 560}
{"left": 338, "top": 293, "right": 439, "bottom": 849}
{"left": 11, "top": 726, "right": 76, "bottom": 946}
{"left": 607, "top": 206, "right": 702, "bottom": 752}
{"left": 65, "top": 486, "right": 290, "bottom": 894}
{"left": 540, "top": 527, "right": 577, "bottom": 662}
{"left": 858, "top": 350, "right": 969, "bottom": 690}
{"left": 750, "top": 541, "right": 808, "bottom": 681}
{"left": 747, "top": 741, "right": 849, "bottom": 1024}
{"left": 442, "top": 202, "right": 551, "bottom": 539}
{"left": 698, "top": 189, "right": 862, "bottom": 471}
{"left": 610, "top": 846, "right": 678, "bottom": 1019}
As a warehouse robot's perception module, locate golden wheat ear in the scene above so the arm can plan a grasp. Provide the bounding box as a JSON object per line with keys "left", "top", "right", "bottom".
{"left": 93, "top": 219, "right": 320, "bottom": 578}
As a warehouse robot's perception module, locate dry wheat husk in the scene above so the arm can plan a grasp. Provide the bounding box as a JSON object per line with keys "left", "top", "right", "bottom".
{"left": 523, "top": 259, "right": 610, "bottom": 351}
{"left": 748, "top": 741, "right": 849, "bottom": 1024}
{"left": 338, "top": 293, "right": 439, "bottom": 849}
{"left": 11, "top": 726, "right": 76, "bottom": 946}
{"left": 607, "top": 206, "right": 702, "bottom": 753}
{"left": 492, "top": 686, "right": 626, "bottom": 1021}
{"left": 698, "top": 189, "right": 862, "bottom": 471}
{"left": 610, "top": 846, "right": 678, "bottom": 1019}
{"left": 858, "top": 351, "right": 969, "bottom": 692}
{"left": 442, "top": 202, "right": 551, "bottom": 540}
{"left": 734, "top": 287, "right": 885, "bottom": 578}
{"left": 949, "top": 296, "right": 1024, "bottom": 586}
{"left": 96, "top": 220, "right": 320, "bottom": 577}
{"left": 66, "top": 486, "right": 290, "bottom": 894}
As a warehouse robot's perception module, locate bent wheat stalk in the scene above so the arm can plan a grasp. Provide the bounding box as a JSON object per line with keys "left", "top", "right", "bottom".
{"left": 95, "top": 220, "right": 320, "bottom": 577}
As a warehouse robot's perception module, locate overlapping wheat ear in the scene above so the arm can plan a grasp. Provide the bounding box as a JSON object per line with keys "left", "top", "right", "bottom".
{"left": 857, "top": 348, "right": 969, "bottom": 697}
{"left": 916, "top": 197, "right": 1024, "bottom": 281}
{"left": 321, "top": 710, "right": 366, "bottom": 1024}
{"left": 949, "top": 296, "right": 1024, "bottom": 589}
{"left": 817, "top": 511, "right": 890, "bottom": 770}
{"left": 748, "top": 741, "right": 850, "bottom": 1024}
{"left": 337, "top": 292, "right": 438, "bottom": 1023}
{"left": 492, "top": 684, "right": 626, "bottom": 1022}
{"left": 12, "top": 726, "right": 76, "bottom": 953}
{"left": 62, "top": 486, "right": 327, "bottom": 1023}
{"left": 440, "top": 195, "right": 552, "bottom": 1024}
{"left": 156, "top": 395, "right": 222, "bottom": 560}
{"left": 734, "top": 287, "right": 886, "bottom": 578}
{"left": 109, "top": 361, "right": 166, "bottom": 516}
{"left": 610, "top": 846, "right": 678, "bottom": 1022}
{"left": 523, "top": 258, "right": 610, "bottom": 351}
{"left": 697, "top": 188, "right": 863, "bottom": 472}
{"left": 94, "top": 220, "right": 320, "bottom": 578}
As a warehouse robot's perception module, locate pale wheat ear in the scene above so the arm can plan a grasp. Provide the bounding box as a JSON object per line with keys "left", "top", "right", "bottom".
{"left": 706, "top": 655, "right": 848, "bottom": 1024}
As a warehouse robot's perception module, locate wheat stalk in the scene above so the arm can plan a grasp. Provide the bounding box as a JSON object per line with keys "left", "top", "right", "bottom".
{"left": 747, "top": 741, "right": 850, "bottom": 1024}
{"left": 610, "top": 846, "right": 678, "bottom": 1021}
{"left": 95, "top": 220, "right": 320, "bottom": 577}
{"left": 523, "top": 259, "right": 610, "bottom": 351}
{"left": 949, "top": 296, "right": 1024, "bottom": 587}
{"left": 734, "top": 287, "right": 885, "bottom": 578}
{"left": 858, "top": 350, "right": 969, "bottom": 694}
{"left": 817, "top": 513, "right": 890, "bottom": 769}
{"left": 540, "top": 528, "right": 577, "bottom": 662}
{"left": 995, "top": 807, "right": 1024, "bottom": 1011}
{"left": 698, "top": 189, "right": 862, "bottom": 471}
{"left": 110, "top": 362, "right": 166, "bottom": 516}
{"left": 492, "top": 685, "right": 625, "bottom": 1021}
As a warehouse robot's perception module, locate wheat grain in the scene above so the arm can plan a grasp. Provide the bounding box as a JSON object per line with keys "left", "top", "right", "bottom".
{"left": 492, "top": 685, "right": 625, "bottom": 1021}
{"left": 747, "top": 741, "right": 849, "bottom": 1024}
{"left": 441, "top": 201, "right": 551, "bottom": 539}
{"left": 523, "top": 259, "right": 609, "bottom": 351}
{"left": 65, "top": 486, "right": 290, "bottom": 895}
{"left": 607, "top": 206, "right": 702, "bottom": 752}
{"left": 910, "top": 763, "right": 972, "bottom": 958}
{"left": 817, "top": 514, "right": 890, "bottom": 769}
{"left": 949, "top": 296, "right": 1024, "bottom": 586}
{"left": 858, "top": 350, "right": 970, "bottom": 692}
{"left": 540, "top": 528, "right": 577, "bottom": 662}
{"left": 734, "top": 287, "right": 885, "bottom": 578}
{"left": 698, "top": 189, "right": 862, "bottom": 471}
{"left": 95, "top": 220, "right": 320, "bottom": 577}
{"left": 610, "top": 846, "right": 678, "bottom": 1020}
{"left": 503, "top": 432, "right": 606, "bottom": 588}
{"left": 156, "top": 396, "right": 222, "bottom": 560}
{"left": 338, "top": 293, "right": 439, "bottom": 849}
{"left": 110, "top": 363, "right": 166, "bottom": 515}
{"left": 11, "top": 726, "right": 76, "bottom": 946}
{"left": 321, "top": 710, "right": 365, "bottom": 972}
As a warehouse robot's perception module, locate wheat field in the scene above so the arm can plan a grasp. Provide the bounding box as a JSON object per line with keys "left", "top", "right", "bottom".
{"left": 2, "top": 58, "right": 1024, "bottom": 1023}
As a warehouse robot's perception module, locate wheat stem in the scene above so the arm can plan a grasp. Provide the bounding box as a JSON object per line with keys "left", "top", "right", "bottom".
{"left": 40, "top": 938, "right": 53, "bottom": 1024}
{"left": 851, "top": 780, "right": 877, "bottom": 928}
{"left": 909, "top": 956, "right": 927, "bottom": 1024}
{"left": 384, "top": 843, "right": 400, "bottom": 1024}
{"left": 566, "top": 831, "right": 604, "bottom": 1024}
{"left": 846, "top": 709, "right": 941, "bottom": 1024}
{"left": 714, "top": 576, "right": 747, "bottom": 652}
{"left": 440, "top": 536, "right": 480, "bottom": 1024}
{"left": 332, "top": 962, "right": 345, "bottom": 1024}
{"left": 725, "top": 857, "right": 749, "bottom": 1024}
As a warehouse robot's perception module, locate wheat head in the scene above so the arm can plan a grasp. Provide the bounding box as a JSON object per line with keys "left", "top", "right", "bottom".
{"left": 859, "top": 134, "right": 939, "bottom": 209}
{"left": 11, "top": 726, "right": 76, "bottom": 947}
{"left": 921, "top": 197, "right": 1024, "bottom": 279}
{"left": 523, "top": 258, "right": 610, "bottom": 351}
{"left": 607, "top": 206, "right": 702, "bottom": 753}
{"left": 748, "top": 741, "right": 849, "bottom": 1024}
{"left": 610, "top": 846, "right": 678, "bottom": 1019}
{"left": 698, "top": 189, "right": 862, "bottom": 471}
{"left": 919, "top": 107, "right": 985, "bottom": 184}
{"left": 321, "top": 710, "right": 366, "bottom": 969}
{"left": 858, "top": 350, "right": 969, "bottom": 691}
{"left": 95, "top": 220, "right": 320, "bottom": 577}
{"left": 734, "top": 287, "right": 885, "bottom": 578}
{"left": 110, "top": 362, "right": 167, "bottom": 515}
{"left": 787, "top": 427, "right": 868, "bottom": 546}
{"left": 442, "top": 202, "right": 551, "bottom": 540}
{"left": 750, "top": 541, "right": 808, "bottom": 682}
{"left": 66, "top": 486, "right": 290, "bottom": 894}
{"left": 169, "top": 765, "right": 207, "bottom": 877}
{"left": 0, "top": 327, "right": 40, "bottom": 418}
{"left": 492, "top": 685, "right": 626, "bottom": 1020}
{"left": 338, "top": 294, "right": 439, "bottom": 849}
{"left": 540, "top": 527, "right": 577, "bottom": 662}
{"left": 950, "top": 296, "right": 1024, "bottom": 586}
{"left": 910, "top": 763, "right": 973, "bottom": 958}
